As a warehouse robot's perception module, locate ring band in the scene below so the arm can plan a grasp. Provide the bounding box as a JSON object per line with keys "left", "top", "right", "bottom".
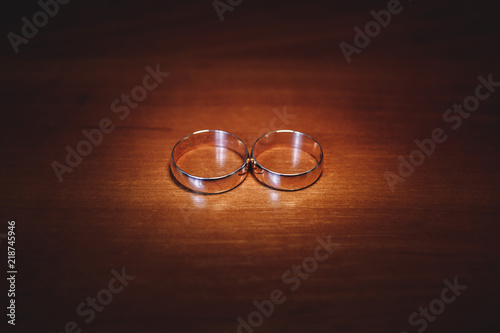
{"left": 251, "top": 130, "right": 323, "bottom": 191}
{"left": 170, "top": 130, "right": 249, "bottom": 194}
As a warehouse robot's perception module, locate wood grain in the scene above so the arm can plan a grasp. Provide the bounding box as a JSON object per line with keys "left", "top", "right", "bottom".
{"left": 1, "top": 1, "right": 499, "bottom": 332}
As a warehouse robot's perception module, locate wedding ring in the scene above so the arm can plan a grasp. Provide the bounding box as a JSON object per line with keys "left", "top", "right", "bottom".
{"left": 170, "top": 130, "right": 249, "bottom": 194}
{"left": 251, "top": 130, "right": 323, "bottom": 191}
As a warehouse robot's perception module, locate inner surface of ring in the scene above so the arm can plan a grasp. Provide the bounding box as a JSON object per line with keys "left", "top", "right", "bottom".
{"left": 173, "top": 131, "right": 247, "bottom": 178}
{"left": 253, "top": 131, "right": 322, "bottom": 175}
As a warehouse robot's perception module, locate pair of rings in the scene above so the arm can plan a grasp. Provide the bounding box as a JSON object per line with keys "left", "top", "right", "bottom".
{"left": 170, "top": 130, "right": 323, "bottom": 194}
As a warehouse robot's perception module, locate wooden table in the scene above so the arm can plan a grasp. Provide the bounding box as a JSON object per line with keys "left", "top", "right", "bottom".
{"left": 1, "top": 1, "right": 499, "bottom": 332}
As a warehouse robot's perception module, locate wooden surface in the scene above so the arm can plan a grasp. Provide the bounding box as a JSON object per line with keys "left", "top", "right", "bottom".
{"left": 1, "top": 1, "right": 500, "bottom": 332}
